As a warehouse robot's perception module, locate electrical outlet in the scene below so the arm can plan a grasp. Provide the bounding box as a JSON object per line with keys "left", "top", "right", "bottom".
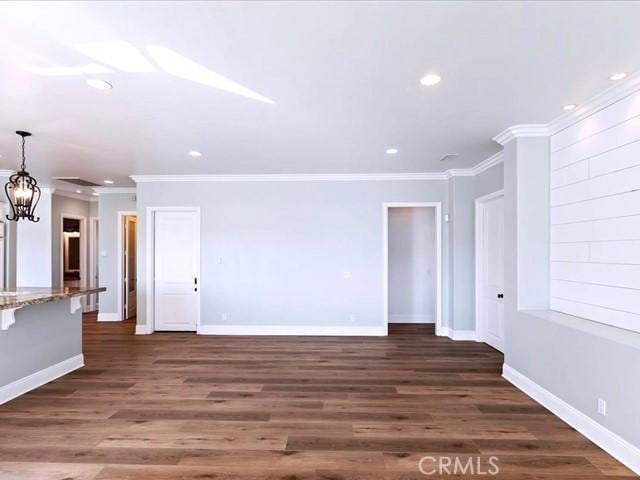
{"left": 349, "top": 313, "right": 356, "bottom": 322}
{"left": 598, "top": 398, "right": 607, "bottom": 416}
{"left": 343, "top": 271, "right": 351, "bottom": 280}
{"left": 221, "top": 312, "right": 228, "bottom": 321}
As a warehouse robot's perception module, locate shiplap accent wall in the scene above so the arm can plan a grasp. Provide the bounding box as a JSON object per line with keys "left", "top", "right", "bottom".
{"left": 550, "top": 89, "right": 640, "bottom": 333}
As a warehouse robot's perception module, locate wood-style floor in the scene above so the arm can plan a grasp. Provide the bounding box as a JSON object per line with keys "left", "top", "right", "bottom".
{"left": 0, "top": 314, "right": 634, "bottom": 479}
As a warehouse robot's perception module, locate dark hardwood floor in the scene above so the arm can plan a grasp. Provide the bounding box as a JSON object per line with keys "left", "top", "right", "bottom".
{"left": 0, "top": 314, "right": 634, "bottom": 479}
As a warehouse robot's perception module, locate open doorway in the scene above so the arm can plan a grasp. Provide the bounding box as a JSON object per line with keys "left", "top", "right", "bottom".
{"left": 384, "top": 203, "right": 442, "bottom": 336}
{"left": 60, "top": 215, "right": 86, "bottom": 291}
{"left": 122, "top": 214, "right": 137, "bottom": 320}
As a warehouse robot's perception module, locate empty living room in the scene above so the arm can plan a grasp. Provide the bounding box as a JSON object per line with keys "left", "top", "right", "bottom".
{"left": 0, "top": 1, "right": 639, "bottom": 479}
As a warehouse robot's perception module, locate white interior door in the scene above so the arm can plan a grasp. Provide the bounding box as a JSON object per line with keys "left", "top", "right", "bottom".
{"left": 124, "top": 216, "right": 137, "bottom": 319}
{"left": 480, "top": 196, "right": 504, "bottom": 352}
{"left": 154, "top": 210, "right": 199, "bottom": 331}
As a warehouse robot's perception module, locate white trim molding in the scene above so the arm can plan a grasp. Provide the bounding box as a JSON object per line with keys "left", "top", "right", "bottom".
{"left": 474, "top": 189, "right": 505, "bottom": 350}
{"left": 93, "top": 187, "right": 136, "bottom": 194}
{"left": 495, "top": 73, "right": 640, "bottom": 143}
{"left": 389, "top": 314, "right": 435, "bottom": 324}
{"left": 97, "top": 312, "right": 122, "bottom": 322}
{"left": 0, "top": 354, "right": 84, "bottom": 405}
{"left": 145, "top": 206, "right": 202, "bottom": 334}
{"left": 135, "top": 324, "right": 151, "bottom": 335}
{"left": 130, "top": 156, "right": 505, "bottom": 184}
{"left": 132, "top": 173, "right": 448, "bottom": 183}
{"left": 436, "top": 326, "right": 478, "bottom": 341}
{"left": 493, "top": 124, "right": 550, "bottom": 146}
{"left": 503, "top": 364, "right": 640, "bottom": 475}
{"left": 197, "top": 325, "right": 387, "bottom": 336}
{"left": 548, "top": 71, "right": 640, "bottom": 135}
{"left": 383, "top": 202, "right": 443, "bottom": 337}
{"left": 116, "top": 210, "right": 137, "bottom": 322}
{"left": 54, "top": 190, "right": 98, "bottom": 203}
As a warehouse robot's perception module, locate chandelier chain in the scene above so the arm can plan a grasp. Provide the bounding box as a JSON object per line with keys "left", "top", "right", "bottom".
{"left": 21, "top": 136, "right": 26, "bottom": 171}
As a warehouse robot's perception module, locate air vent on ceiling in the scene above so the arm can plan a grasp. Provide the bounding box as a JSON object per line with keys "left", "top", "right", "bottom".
{"left": 53, "top": 177, "right": 100, "bottom": 187}
{"left": 439, "top": 154, "right": 459, "bottom": 162}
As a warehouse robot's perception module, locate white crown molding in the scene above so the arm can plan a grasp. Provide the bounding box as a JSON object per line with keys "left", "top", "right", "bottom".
{"left": 493, "top": 124, "right": 551, "bottom": 146}
{"left": 0, "top": 169, "right": 14, "bottom": 177}
{"left": 130, "top": 156, "right": 505, "bottom": 184}
{"left": 54, "top": 190, "right": 97, "bottom": 203}
{"left": 548, "top": 71, "right": 640, "bottom": 135}
{"left": 493, "top": 72, "right": 640, "bottom": 143}
{"left": 93, "top": 187, "right": 136, "bottom": 194}
{"left": 131, "top": 173, "right": 448, "bottom": 183}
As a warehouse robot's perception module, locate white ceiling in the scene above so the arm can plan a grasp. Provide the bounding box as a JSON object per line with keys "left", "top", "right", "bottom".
{"left": 0, "top": 1, "right": 639, "bottom": 194}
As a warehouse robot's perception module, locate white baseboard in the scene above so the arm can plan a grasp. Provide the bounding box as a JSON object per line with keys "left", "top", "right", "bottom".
{"left": 449, "top": 329, "right": 477, "bottom": 340}
{"left": 135, "top": 324, "right": 151, "bottom": 335}
{"left": 197, "top": 325, "right": 387, "bottom": 336}
{"left": 0, "top": 354, "right": 84, "bottom": 405}
{"left": 436, "top": 326, "right": 477, "bottom": 341}
{"left": 97, "top": 313, "right": 122, "bottom": 322}
{"left": 503, "top": 364, "right": 640, "bottom": 475}
{"left": 389, "top": 314, "right": 435, "bottom": 324}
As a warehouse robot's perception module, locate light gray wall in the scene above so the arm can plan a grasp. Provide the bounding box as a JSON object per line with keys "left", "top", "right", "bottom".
{"left": 0, "top": 299, "right": 82, "bottom": 388}
{"left": 503, "top": 136, "right": 640, "bottom": 450}
{"left": 98, "top": 192, "right": 136, "bottom": 317}
{"left": 51, "top": 194, "right": 92, "bottom": 288}
{"left": 16, "top": 191, "right": 53, "bottom": 287}
{"left": 388, "top": 207, "right": 436, "bottom": 323}
{"left": 136, "top": 180, "right": 450, "bottom": 330}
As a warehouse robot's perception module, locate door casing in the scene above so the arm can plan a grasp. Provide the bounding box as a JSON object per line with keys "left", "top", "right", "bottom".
{"left": 474, "top": 190, "right": 505, "bottom": 351}
{"left": 144, "top": 206, "right": 201, "bottom": 334}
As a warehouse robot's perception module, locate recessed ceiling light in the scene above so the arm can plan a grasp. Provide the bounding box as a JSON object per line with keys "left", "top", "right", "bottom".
{"left": 189, "top": 151, "right": 202, "bottom": 157}
{"left": 386, "top": 148, "right": 398, "bottom": 155}
{"left": 563, "top": 104, "right": 577, "bottom": 111}
{"left": 103, "top": 180, "right": 114, "bottom": 184}
{"left": 76, "top": 190, "right": 82, "bottom": 194}
{"left": 609, "top": 72, "right": 628, "bottom": 81}
{"left": 92, "top": 193, "right": 99, "bottom": 196}
{"left": 420, "top": 73, "right": 441, "bottom": 86}
{"left": 87, "top": 79, "right": 113, "bottom": 90}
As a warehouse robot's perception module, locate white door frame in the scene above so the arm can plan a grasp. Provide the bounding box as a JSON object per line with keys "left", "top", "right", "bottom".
{"left": 117, "top": 210, "right": 136, "bottom": 321}
{"left": 474, "top": 189, "right": 504, "bottom": 345}
{"left": 60, "top": 213, "right": 87, "bottom": 291}
{"left": 383, "top": 202, "right": 442, "bottom": 336}
{"left": 145, "top": 206, "right": 201, "bottom": 334}
{"left": 88, "top": 216, "right": 99, "bottom": 311}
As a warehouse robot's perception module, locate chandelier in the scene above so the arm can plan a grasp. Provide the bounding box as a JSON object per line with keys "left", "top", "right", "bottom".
{"left": 5, "top": 131, "right": 41, "bottom": 222}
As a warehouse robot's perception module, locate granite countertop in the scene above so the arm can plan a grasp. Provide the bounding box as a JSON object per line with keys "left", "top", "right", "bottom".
{"left": 0, "top": 287, "right": 106, "bottom": 310}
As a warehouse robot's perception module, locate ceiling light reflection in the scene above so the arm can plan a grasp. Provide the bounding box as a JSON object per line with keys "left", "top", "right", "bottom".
{"left": 146, "top": 45, "right": 275, "bottom": 104}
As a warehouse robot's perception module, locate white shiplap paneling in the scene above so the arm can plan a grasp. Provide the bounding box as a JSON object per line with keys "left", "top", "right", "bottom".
{"left": 550, "top": 93, "right": 640, "bottom": 333}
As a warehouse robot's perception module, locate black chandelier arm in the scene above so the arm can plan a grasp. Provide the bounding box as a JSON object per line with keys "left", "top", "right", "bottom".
{"left": 4, "top": 182, "right": 18, "bottom": 222}
{"left": 27, "top": 184, "right": 41, "bottom": 222}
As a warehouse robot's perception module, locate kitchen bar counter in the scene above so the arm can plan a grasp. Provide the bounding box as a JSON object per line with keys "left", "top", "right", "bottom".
{"left": 0, "top": 286, "right": 106, "bottom": 405}
{"left": 0, "top": 287, "right": 105, "bottom": 311}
